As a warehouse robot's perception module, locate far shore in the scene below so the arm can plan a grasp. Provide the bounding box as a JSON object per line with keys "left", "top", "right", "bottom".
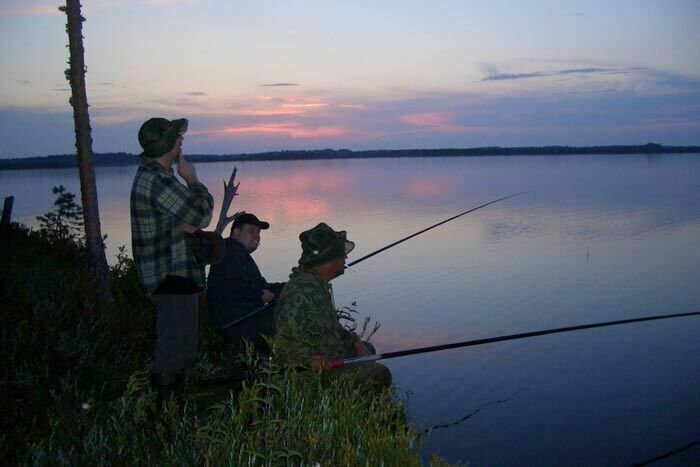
{"left": 1, "top": 143, "right": 699, "bottom": 171}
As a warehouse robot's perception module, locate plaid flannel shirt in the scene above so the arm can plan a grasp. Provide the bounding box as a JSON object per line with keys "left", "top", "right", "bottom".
{"left": 130, "top": 157, "right": 214, "bottom": 294}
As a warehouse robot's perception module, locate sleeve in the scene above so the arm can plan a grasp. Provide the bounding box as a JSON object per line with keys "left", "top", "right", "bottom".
{"left": 153, "top": 175, "right": 213, "bottom": 229}
{"left": 229, "top": 278, "right": 265, "bottom": 301}
{"left": 267, "top": 281, "right": 286, "bottom": 297}
{"left": 213, "top": 249, "right": 265, "bottom": 301}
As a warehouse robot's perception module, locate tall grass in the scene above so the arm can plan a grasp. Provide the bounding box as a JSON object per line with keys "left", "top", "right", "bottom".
{"left": 1, "top": 223, "right": 436, "bottom": 465}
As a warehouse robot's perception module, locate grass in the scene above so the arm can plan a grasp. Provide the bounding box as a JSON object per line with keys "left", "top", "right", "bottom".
{"left": 0, "top": 223, "right": 445, "bottom": 465}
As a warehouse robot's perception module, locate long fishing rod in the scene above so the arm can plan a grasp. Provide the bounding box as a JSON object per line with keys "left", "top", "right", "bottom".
{"left": 220, "top": 191, "right": 527, "bottom": 331}
{"left": 347, "top": 191, "right": 527, "bottom": 267}
{"left": 201, "top": 310, "right": 700, "bottom": 386}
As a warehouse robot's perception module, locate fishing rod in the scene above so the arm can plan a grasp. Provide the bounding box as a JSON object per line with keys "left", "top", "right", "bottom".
{"left": 201, "top": 310, "right": 700, "bottom": 386}
{"left": 219, "top": 191, "right": 527, "bottom": 331}
{"left": 347, "top": 191, "right": 527, "bottom": 267}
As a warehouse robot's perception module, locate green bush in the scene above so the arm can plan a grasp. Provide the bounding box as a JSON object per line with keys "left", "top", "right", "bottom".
{"left": 1, "top": 220, "right": 433, "bottom": 465}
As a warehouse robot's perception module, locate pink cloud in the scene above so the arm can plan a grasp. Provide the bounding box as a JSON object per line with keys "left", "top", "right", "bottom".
{"left": 281, "top": 103, "right": 328, "bottom": 109}
{"left": 400, "top": 112, "right": 465, "bottom": 132}
{"left": 195, "top": 122, "right": 350, "bottom": 139}
{"left": 400, "top": 112, "right": 450, "bottom": 126}
{"left": 239, "top": 108, "right": 305, "bottom": 116}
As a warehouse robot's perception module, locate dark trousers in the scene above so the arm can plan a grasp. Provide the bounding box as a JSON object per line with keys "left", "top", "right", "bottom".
{"left": 219, "top": 306, "right": 275, "bottom": 355}
{"left": 150, "top": 293, "right": 199, "bottom": 375}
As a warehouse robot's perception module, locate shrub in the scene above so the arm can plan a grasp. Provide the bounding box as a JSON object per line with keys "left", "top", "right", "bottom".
{"left": 1, "top": 220, "right": 430, "bottom": 465}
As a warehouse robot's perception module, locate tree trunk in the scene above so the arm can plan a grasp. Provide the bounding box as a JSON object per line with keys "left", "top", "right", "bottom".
{"left": 1, "top": 196, "right": 13, "bottom": 226}
{"left": 62, "top": 0, "right": 113, "bottom": 307}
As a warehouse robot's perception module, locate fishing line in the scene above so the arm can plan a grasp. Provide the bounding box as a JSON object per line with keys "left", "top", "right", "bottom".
{"left": 628, "top": 438, "right": 700, "bottom": 466}
{"left": 347, "top": 191, "right": 528, "bottom": 268}
{"left": 411, "top": 388, "right": 528, "bottom": 447}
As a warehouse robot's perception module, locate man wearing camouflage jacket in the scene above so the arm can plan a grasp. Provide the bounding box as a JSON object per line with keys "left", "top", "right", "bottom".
{"left": 274, "top": 222, "right": 390, "bottom": 385}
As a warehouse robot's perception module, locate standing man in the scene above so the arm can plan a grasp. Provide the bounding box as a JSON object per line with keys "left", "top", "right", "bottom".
{"left": 274, "top": 223, "right": 391, "bottom": 386}
{"left": 207, "top": 213, "right": 285, "bottom": 354}
{"left": 130, "top": 117, "right": 214, "bottom": 400}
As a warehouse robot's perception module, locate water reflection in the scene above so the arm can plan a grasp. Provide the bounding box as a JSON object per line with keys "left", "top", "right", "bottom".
{"left": 1, "top": 154, "right": 699, "bottom": 466}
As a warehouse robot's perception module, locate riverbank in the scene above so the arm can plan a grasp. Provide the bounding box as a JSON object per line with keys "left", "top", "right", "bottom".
{"left": 0, "top": 223, "right": 435, "bottom": 465}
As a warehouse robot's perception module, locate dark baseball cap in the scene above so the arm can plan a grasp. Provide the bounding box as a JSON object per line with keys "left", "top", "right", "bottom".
{"left": 231, "top": 213, "right": 270, "bottom": 231}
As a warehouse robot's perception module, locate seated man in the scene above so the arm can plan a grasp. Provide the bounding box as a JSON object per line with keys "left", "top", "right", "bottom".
{"left": 273, "top": 222, "right": 391, "bottom": 386}
{"left": 207, "top": 213, "right": 284, "bottom": 353}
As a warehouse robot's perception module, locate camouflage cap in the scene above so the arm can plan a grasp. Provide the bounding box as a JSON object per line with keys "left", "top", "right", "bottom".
{"left": 298, "top": 222, "right": 355, "bottom": 268}
{"left": 138, "top": 117, "right": 188, "bottom": 158}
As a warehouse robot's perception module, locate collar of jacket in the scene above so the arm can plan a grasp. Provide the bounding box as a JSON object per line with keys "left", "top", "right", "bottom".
{"left": 290, "top": 265, "right": 322, "bottom": 281}
{"left": 139, "top": 156, "right": 174, "bottom": 174}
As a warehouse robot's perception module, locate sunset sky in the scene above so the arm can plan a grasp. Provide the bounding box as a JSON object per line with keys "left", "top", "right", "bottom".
{"left": 1, "top": 0, "right": 699, "bottom": 158}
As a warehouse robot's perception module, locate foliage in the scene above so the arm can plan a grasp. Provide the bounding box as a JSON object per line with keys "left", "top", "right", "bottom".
{"left": 0, "top": 221, "right": 443, "bottom": 465}
{"left": 338, "top": 301, "right": 381, "bottom": 341}
{"left": 36, "top": 185, "right": 84, "bottom": 243}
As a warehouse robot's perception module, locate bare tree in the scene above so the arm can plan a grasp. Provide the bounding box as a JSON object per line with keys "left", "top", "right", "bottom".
{"left": 59, "top": 0, "right": 112, "bottom": 306}
{"left": 214, "top": 167, "right": 244, "bottom": 236}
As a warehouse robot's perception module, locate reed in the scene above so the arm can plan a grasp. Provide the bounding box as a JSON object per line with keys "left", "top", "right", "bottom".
{"left": 1, "top": 219, "right": 435, "bottom": 465}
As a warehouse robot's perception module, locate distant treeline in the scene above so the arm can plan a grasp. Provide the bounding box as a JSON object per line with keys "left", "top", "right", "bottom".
{"left": 1, "top": 143, "right": 699, "bottom": 171}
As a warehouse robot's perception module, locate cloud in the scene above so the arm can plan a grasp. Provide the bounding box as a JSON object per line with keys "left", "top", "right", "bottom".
{"left": 0, "top": 6, "right": 57, "bottom": 17}
{"left": 239, "top": 108, "right": 306, "bottom": 116}
{"left": 400, "top": 112, "right": 450, "bottom": 126}
{"left": 195, "top": 122, "right": 349, "bottom": 139}
{"left": 184, "top": 91, "right": 207, "bottom": 96}
{"left": 3, "top": 64, "right": 700, "bottom": 157}
{"left": 281, "top": 103, "right": 328, "bottom": 108}
{"left": 400, "top": 112, "right": 464, "bottom": 132}
{"left": 259, "top": 83, "right": 300, "bottom": 87}
{"left": 0, "top": 0, "right": 188, "bottom": 17}
{"left": 18, "top": 80, "right": 31, "bottom": 85}
{"left": 482, "top": 67, "right": 614, "bottom": 81}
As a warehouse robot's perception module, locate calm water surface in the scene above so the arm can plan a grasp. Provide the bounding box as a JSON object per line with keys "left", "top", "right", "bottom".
{"left": 2, "top": 154, "right": 699, "bottom": 466}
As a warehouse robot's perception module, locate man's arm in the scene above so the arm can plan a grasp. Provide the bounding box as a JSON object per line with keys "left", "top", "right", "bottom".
{"left": 266, "top": 281, "right": 285, "bottom": 297}
{"left": 153, "top": 171, "right": 213, "bottom": 229}
{"left": 214, "top": 249, "right": 269, "bottom": 302}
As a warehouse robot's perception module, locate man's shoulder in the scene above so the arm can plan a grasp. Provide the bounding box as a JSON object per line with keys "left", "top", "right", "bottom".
{"left": 277, "top": 271, "right": 326, "bottom": 308}
{"left": 285, "top": 270, "right": 323, "bottom": 292}
{"left": 225, "top": 237, "right": 248, "bottom": 255}
{"left": 210, "top": 239, "right": 245, "bottom": 271}
{"left": 132, "top": 162, "right": 178, "bottom": 194}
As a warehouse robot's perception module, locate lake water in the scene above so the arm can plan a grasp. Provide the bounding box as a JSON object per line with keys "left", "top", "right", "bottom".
{"left": 2, "top": 154, "right": 699, "bottom": 466}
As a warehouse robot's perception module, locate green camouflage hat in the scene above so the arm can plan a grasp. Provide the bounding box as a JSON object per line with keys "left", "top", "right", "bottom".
{"left": 138, "top": 117, "right": 188, "bottom": 158}
{"left": 298, "top": 222, "right": 355, "bottom": 268}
